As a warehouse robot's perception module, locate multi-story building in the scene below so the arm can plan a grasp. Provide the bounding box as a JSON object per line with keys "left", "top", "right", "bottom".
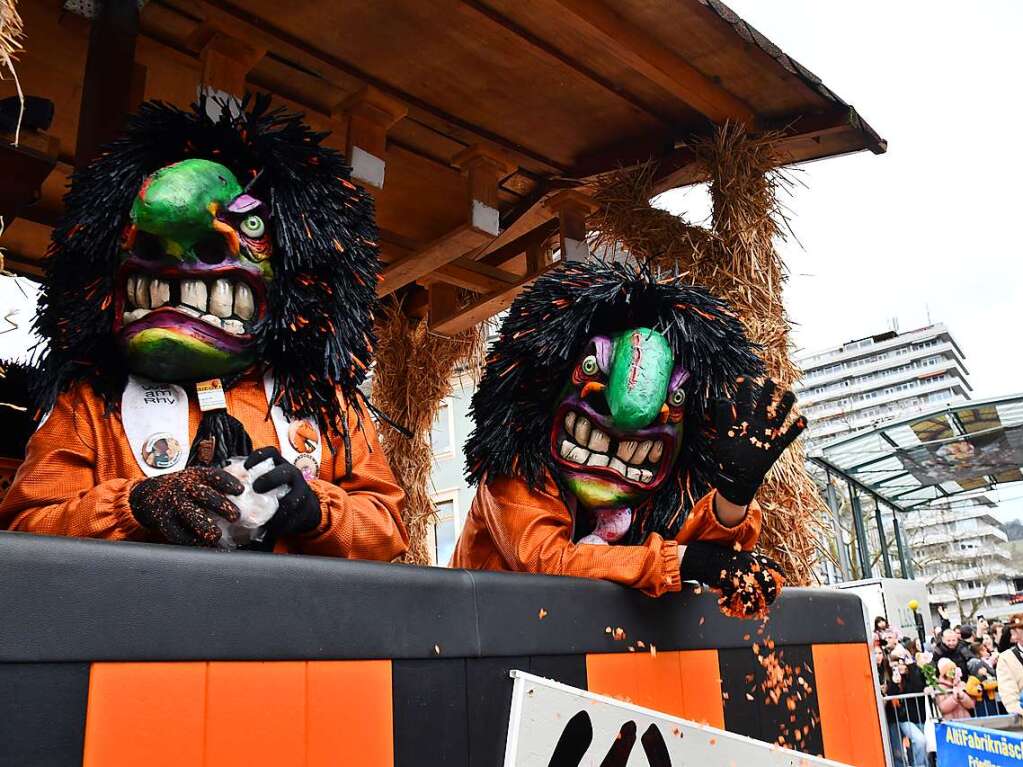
{"left": 903, "top": 506, "right": 1016, "bottom": 622}
{"left": 794, "top": 324, "right": 972, "bottom": 451}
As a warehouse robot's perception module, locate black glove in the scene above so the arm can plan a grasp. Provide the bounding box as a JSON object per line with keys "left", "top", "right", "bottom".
{"left": 245, "top": 446, "right": 321, "bottom": 537}
{"left": 680, "top": 540, "right": 784, "bottom": 618}
{"left": 712, "top": 377, "right": 807, "bottom": 506}
{"left": 130, "top": 467, "right": 243, "bottom": 547}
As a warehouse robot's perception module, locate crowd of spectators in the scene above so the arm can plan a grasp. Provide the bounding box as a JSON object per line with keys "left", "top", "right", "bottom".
{"left": 872, "top": 609, "right": 1023, "bottom": 767}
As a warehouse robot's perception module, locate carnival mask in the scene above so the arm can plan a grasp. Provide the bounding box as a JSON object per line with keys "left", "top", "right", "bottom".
{"left": 114, "top": 159, "right": 271, "bottom": 381}
{"left": 552, "top": 328, "right": 689, "bottom": 510}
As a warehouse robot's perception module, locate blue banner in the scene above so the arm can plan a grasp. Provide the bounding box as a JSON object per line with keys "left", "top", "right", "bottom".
{"left": 937, "top": 721, "right": 1023, "bottom": 766}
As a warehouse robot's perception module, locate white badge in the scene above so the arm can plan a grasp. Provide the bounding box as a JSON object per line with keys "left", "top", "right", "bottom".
{"left": 122, "top": 377, "right": 189, "bottom": 478}
{"left": 263, "top": 372, "right": 322, "bottom": 480}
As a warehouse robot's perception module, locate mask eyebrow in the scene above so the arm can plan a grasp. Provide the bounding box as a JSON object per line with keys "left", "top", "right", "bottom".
{"left": 669, "top": 364, "right": 690, "bottom": 392}
{"left": 226, "top": 193, "right": 264, "bottom": 214}
{"left": 592, "top": 335, "right": 612, "bottom": 373}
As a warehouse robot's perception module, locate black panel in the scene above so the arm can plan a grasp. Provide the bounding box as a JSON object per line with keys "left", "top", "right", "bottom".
{"left": 467, "top": 567, "right": 866, "bottom": 657}
{"left": 719, "top": 644, "right": 824, "bottom": 757}
{"left": 466, "top": 656, "right": 526, "bottom": 767}
{"left": 0, "top": 531, "right": 866, "bottom": 662}
{"left": 0, "top": 363, "right": 35, "bottom": 460}
{"left": 393, "top": 659, "right": 469, "bottom": 767}
{"left": 529, "top": 654, "right": 587, "bottom": 690}
{"left": 0, "top": 663, "right": 89, "bottom": 766}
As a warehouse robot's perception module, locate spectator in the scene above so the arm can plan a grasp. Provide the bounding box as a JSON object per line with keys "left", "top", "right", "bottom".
{"left": 996, "top": 614, "right": 1023, "bottom": 717}
{"left": 992, "top": 620, "right": 1004, "bottom": 648}
{"left": 960, "top": 625, "right": 975, "bottom": 644}
{"left": 937, "top": 604, "right": 951, "bottom": 630}
{"left": 982, "top": 633, "right": 999, "bottom": 667}
{"left": 935, "top": 658, "right": 976, "bottom": 720}
{"left": 977, "top": 616, "right": 989, "bottom": 638}
{"left": 933, "top": 628, "right": 971, "bottom": 681}
{"left": 968, "top": 641, "right": 1001, "bottom": 717}
{"left": 888, "top": 646, "right": 927, "bottom": 766}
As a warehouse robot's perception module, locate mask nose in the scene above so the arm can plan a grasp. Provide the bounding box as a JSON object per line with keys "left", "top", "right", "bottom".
{"left": 607, "top": 328, "right": 672, "bottom": 431}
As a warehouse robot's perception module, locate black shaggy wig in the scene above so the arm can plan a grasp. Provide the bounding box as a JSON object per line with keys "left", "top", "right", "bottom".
{"left": 464, "top": 260, "right": 764, "bottom": 542}
{"left": 33, "top": 95, "right": 381, "bottom": 459}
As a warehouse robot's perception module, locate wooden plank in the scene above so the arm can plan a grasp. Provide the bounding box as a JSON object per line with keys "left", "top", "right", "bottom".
{"left": 478, "top": 217, "right": 559, "bottom": 268}
{"left": 430, "top": 259, "right": 557, "bottom": 336}
{"left": 377, "top": 224, "right": 492, "bottom": 297}
{"left": 549, "top": 0, "right": 754, "bottom": 124}
{"left": 431, "top": 258, "right": 519, "bottom": 293}
{"left": 75, "top": 0, "right": 140, "bottom": 167}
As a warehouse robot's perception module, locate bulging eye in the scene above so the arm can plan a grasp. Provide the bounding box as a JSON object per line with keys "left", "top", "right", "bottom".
{"left": 581, "top": 354, "right": 599, "bottom": 376}
{"left": 669, "top": 389, "right": 686, "bottom": 407}
{"left": 240, "top": 215, "right": 265, "bottom": 238}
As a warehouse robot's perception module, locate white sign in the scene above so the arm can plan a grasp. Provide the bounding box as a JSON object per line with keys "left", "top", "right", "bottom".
{"left": 504, "top": 671, "right": 852, "bottom": 767}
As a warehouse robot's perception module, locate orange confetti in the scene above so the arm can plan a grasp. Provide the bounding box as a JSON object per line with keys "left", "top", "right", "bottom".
{"left": 538, "top": 608, "right": 548, "bottom": 620}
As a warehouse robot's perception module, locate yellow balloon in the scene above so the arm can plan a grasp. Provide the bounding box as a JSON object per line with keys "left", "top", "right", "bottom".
{"left": 908, "top": 599, "right": 919, "bottom": 611}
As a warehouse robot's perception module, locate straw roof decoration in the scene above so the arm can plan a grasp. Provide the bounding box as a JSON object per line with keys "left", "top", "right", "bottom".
{"left": 372, "top": 296, "right": 486, "bottom": 565}
{"left": 0, "top": 0, "right": 25, "bottom": 145}
{"left": 592, "top": 123, "right": 825, "bottom": 585}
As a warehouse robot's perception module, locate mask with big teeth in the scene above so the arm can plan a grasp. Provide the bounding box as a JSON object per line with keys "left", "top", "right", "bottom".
{"left": 115, "top": 158, "right": 270, "bottom": 381}
{"left": 552, "top": 328, "right": 689, "bottom": 511}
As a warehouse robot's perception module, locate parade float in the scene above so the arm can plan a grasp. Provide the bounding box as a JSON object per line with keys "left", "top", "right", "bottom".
{"left": 0, "top": 0, "right": 891, "bottom": 764}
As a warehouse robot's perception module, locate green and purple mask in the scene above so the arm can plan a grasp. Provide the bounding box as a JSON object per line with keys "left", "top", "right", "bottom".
{"left": 115, "top": 158, "right": 272, "bottom": 382}
{"left": 552, "top": 328, "right": 690, "bottom": 510}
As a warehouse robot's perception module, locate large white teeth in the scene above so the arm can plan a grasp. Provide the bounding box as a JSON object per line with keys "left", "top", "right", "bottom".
{"left": 626, "top": 466, "right": 642, "bottom": 482}
{"left": 209, "top": 279, "right": 233, "bottom": 318}
{"left": 631, "top": 440, "right": 652, "bottom": 465}
{"left": 640, "top": 469, "right": 654, "bottom": 484}
{"left": 565, "top": 412, "right": 577, "bottom": 432}
{"left": 126, "top": 276, "right": 138, "bottom": 306}
{"left": 177, "top": 305, "right": 202, "bottom": 318}
{"left": 123, "top": 308, "right": 150, "bottom": 323}
{"left": 609, "top": 457, "right": 627, "bottom": 476}
{"left": 587, "top": 453, "right": 610, "bottom": 467}
{"left": 588, "top": 429, "right": 610, "bottom": 452}
{"left": 560, "top": 440, "right": 574, "bottom": 459}
{"left": 202, "top": 313, "right": 223, "bottom": 329}
{"left": 149, "top": 279, "right": 170, "bottom": 308}
{"left": 617, "top": 440, "right": 637, "bottom": 462}
{"left": 135, "top": 276, "right": 151, "bottom": 309}
{"left": 222, "top": 319, "right": 245, "bottom": 336}
{"left": 574, "top": 416, "right": 591, "bottom": 445}
{"left": 648, "top": 441, "right": 664, "bottom": 463}
{"left": 233, "top": 283, "right": 255, "bottom": 320}
{"left": 181, "top": 280, "right": 207, "bottom": 311}
{"left": 567, "top": 445, "right": 590, "bottom": 464}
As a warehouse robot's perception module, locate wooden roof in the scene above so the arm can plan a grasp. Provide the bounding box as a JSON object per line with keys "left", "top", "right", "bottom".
{"left": 0, "top": 0, "right": 884, "bottom": 333}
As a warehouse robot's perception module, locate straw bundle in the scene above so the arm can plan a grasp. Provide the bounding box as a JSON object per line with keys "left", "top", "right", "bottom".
{"left": 372, "top": 296, "right": 485, "bottom": 565}
{"left": 593, "top": 123, "right": 825, "bottom": 585}
{"left": 0, "top": 0, "right": 24, "bottom": 144}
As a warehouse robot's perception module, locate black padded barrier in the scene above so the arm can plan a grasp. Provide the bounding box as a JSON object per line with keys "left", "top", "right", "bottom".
{"left": 0, "top": 531, "right": 867, "bottom": 663}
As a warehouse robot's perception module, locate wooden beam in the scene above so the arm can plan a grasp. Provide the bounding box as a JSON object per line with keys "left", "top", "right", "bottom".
{"left": 478, "top": 217, "right": 560, "bottom": 267}
{"left": 75, "top": 0, "right": 141, "bottom": 167}
{"left": 334, "top": 86, "right": 408, "bottom": 189}
{"left": 431, "top": 260, "right": 557, "bottom": 336}
{"left": 428, "top": 282, "right": 460, "bottom": 326}
{"left": 545, "top": 190, "right": 598, "bottom": 263}
{"left": 460, "top": 0, "right": 675, "bottom": 127}
{"left": 377, "top": 224, "right": 491, "bottom": 297}
{"left": 196, "top": 28, "right": 266, "bottom": 97}
{"left": 430, "top": 258, "right": 519, "bottom": 293}
{"left": 0, "top": 131, "right": 60, "bottom": 228}
{"left": 452, "top": 145, "right": 516, "bottom": 236}
{"left": 549, "top": 0, "right": 754, "bottom": 125}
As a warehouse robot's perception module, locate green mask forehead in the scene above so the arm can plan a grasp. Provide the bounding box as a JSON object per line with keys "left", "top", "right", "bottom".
{"left": 606, "top": 328, "right": 673, "bottom": 430}
{"left": 131, "top": 159, "right": 244, "bottom": 254}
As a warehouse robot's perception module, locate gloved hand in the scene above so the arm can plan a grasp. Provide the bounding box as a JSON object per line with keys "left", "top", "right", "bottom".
{"left": 129, "top": 467, "right": 243, "bottom": 546}
{"left": 679, "top": 540, "right": 784, "bottom": 619}
{"left": 712, "top": 377, "right": 807, "bottom": 506}
{"left": 245, "top": 446, "right": 321, "bottom": 537}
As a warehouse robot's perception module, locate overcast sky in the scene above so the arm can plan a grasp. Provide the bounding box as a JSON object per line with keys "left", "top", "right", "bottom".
{"left": 661, "top": 1, "right": 1023, "bottom": 518}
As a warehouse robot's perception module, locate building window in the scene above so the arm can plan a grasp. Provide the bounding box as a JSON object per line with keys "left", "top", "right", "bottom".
{"left": 430, "top": 495, "right": 459, "bottom": 566}
{"left": 431, "top": 399, "right": 455, "bottom": 458}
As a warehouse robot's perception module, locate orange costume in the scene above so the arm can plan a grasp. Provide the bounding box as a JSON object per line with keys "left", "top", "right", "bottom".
{"left": 0, "top": 373, "right": 408, "bottom": 560}
{"left": 452, "top": 474, "right": 760, "bottom": 597}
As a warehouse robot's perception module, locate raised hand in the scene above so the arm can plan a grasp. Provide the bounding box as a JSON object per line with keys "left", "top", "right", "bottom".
{"left": 680, "top": 540, "right": 785, "bottom": 618}
{"left": 129, "top": 467, "right": 243, "bottom": 546}
{"left": 712, "top": 377, "right": 807, "bottom": 506}
{"left": 245, "top": 446, "right": 321, "bottom": 537}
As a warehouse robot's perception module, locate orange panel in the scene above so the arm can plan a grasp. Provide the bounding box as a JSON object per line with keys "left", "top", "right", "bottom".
{"left": 307, "top": 660, "right": 393, "bottom": 767}
{"left": 812, "top": 643, "right": 887, "bottom": 767}
{"left": 205, "top": 662, "right": 306, "bottom": 767}
{"left": 586, "top": 651, "right": 685, "bottom": 717}
{"left": 677, "top": 649, "right": 725, "bottom": 728}
{"left": 83, "top": 662, "right": 207, "bottom": 767}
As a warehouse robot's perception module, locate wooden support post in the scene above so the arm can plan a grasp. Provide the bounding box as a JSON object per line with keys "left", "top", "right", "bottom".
{"left": 198, "top": 31, "right": 265, "bottom": 98}
{"left": 335, "top": 87, "right": 407, "bottom": 189}
{"left": 75, "top": 0, "right": 140, "bottom": 168}
{"left": 452, "top": 145, "right": 516, "bottom": 237}
{"left": 428, "top": 282, "right": 460, "bottom": 326}
{"left": 544, "top": 190, "right": 598, "bottom": 263}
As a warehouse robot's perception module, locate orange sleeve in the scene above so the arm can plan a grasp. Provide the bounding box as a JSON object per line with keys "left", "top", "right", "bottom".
{"left": 474, "top": 475, "right": 681, "bottom": 598}
{"left": 292, "top": 402, "right": 409, "bottom": 561}
{"left": 0, "top": 388, "right": 145, "bottom": 540}
{"left": 675, "top": 490, "right": 761, "bottom": 551}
